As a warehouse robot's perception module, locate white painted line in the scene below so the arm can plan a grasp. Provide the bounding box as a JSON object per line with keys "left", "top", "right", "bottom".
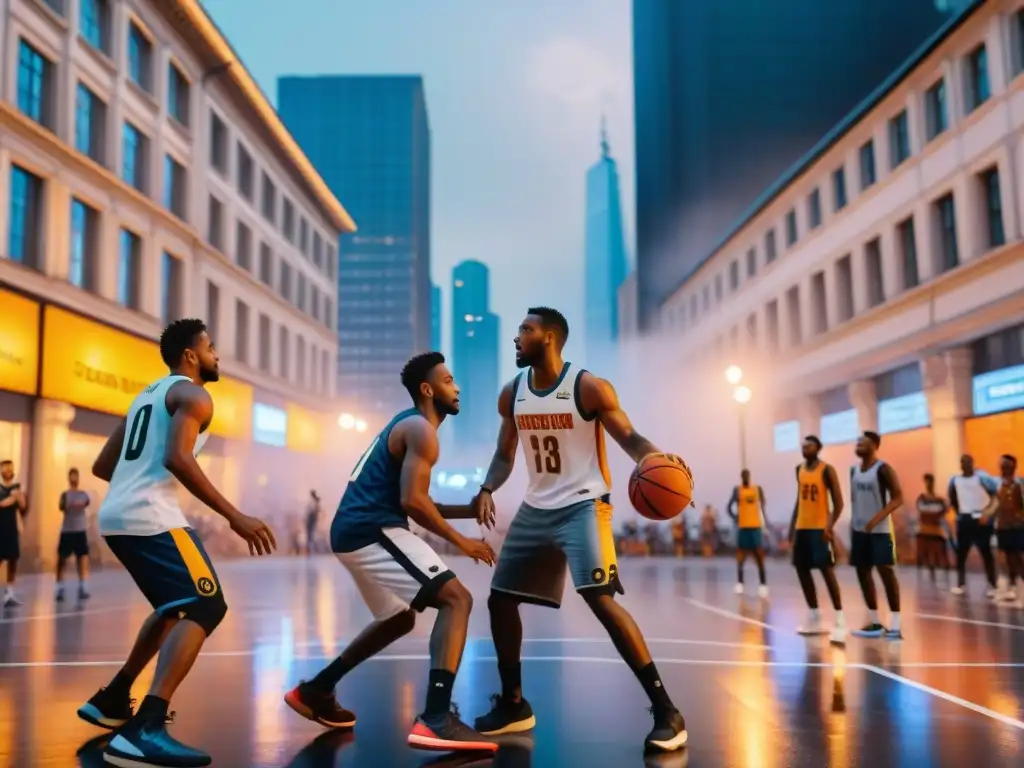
{"left": 284, "top": 636, "right": 771, "bottom": 651}
{"left": 0, "top": 606, "right": 130, "bottom": 624}
{"left": 471, "top": 656, "right": 834, "bottom": 668}
{"left": 683, "top": 598, "right": 778, "bottom": 630}
{"left": 862, "top": 664, "right": 1024, "bottom": 731}
{"left": 916, "top": 613, "right": 1024, "bottom": 632}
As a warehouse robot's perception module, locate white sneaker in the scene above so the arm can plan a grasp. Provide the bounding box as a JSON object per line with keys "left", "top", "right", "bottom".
{"left": 987, "top": 587, "right": 999, "bottom": 600}
{"left": 733, "top": 583, "right": 744, "bottom": 595}
{"left": 797, "top": 619, "right": 829, "bottom": 636}
{"left": 757, "top": 585, "right": 770, "bottom": 598}
{"left": 830, "top": 626, "right": 847, "bottom": 646}
{"left": 951, "top": 586, "right": 965, "bottom": 595}
{"left": 3, "top": 591, "right": 22, "bottom": 607}
{"left": 998, "top": 589, "right": 1019, "bottom": 604}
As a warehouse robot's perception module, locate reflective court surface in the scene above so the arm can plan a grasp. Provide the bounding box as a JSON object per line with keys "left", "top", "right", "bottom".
{"left": 3, "top": 558, "right": 1024, "bottom": 767}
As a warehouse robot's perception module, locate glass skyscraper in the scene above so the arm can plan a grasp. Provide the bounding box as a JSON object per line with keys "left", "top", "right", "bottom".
{"left": 278, "top": 75, "right": 431, "bottom": 413}
{"left": 451, "top": 260, "right": 499, "bottom": 451}
{"left": 431, "top": 283, "right": 442, "bottom": 352}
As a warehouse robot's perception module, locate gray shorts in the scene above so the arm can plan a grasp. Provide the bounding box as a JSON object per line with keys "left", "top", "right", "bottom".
{"left": 491, "top": 496, "right": 622, "bottom": 609}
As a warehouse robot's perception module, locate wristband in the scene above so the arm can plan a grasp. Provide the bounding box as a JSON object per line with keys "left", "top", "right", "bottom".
{"left": 480, "top": 486, "right": 493, "bottom": 495}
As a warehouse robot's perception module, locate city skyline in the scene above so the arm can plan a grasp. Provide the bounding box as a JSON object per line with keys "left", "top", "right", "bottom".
{"left": 450, "top": 260, "right": 500, "bottom": 453}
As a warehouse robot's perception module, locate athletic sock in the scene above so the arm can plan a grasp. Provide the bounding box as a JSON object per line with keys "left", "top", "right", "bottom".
{"left": 867, "top": 609, "right": 878, "bottom": 624}
{"left": 136, "top": 695, "right": 169, "bottom": 722}
{"left": 106, "top": 669, "right": 135, "bottom": 698}
{"left": 424, "top": 669, "right": 455, "bottom": 717}
{"left": 637, "top": 662, "right": 674, "bottom": 713}
{"left": 499, "top": 662, "right": 522, "bottom": 701}
{"left": 889, "top": 612, "right": 901, "bottom": 631}
{"left": 308, "top": 655, "right": 355, "bottom": 692}
{"left": 834, "top": 611, "right": 846, "bottom": 629}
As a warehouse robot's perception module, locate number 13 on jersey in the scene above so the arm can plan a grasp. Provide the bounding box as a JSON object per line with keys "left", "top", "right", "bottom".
{"left": 529, "top": 434, "right": 561, "bottom": 474}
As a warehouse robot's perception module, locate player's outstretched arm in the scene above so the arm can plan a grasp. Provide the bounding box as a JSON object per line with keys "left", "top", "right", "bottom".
{"left": 92, "top": 418, "right": 128, "bottom": 481}
{"left": 579, "top": 373, "right": 659, "bottom": 463}
{"left": 480, "top": 381, "right": 519, "bottom": 493}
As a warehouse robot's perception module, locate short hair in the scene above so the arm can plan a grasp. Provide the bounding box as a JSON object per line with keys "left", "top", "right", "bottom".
{"left": 863, "top": 431, "right": 881, "bottom": 448}
{"left": 804, "top": 435, "right": 822, "bottom": 449}
{"left": 68, "top": 467, "right": 79, "bottom": 474}
{"left": 1002, "top": 454, "right": 1018, "bottom": 465}
{"left": 400, "top": 351, "right": 446, "bottom": 402}
{"left": 923, "top": 473, "right": 934, "bottom": 483}
{"left": 159, "top": 318, "right": 207, "bottom": 367}
{"left": 0, "top": 459, "right": 11, "bottom": 466}
{"left": 526, "top": 306, "right": 569, "bottom": 348}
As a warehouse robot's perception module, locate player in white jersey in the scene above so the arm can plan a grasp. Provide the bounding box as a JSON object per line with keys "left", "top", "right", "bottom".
{"left": 76, "top": 318, "right": 276, "bottom": 768}
{"left": 470, "top": 307, "right": 688, "bottom": 754}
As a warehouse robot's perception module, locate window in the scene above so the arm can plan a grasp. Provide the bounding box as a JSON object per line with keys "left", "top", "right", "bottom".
{"left": 859, "top": 140, "right": 876, "bottom": 190}
{"left": 889, "top": 110, "right": 910, "bottom": 169}
{"left": 257, "top": 314, "right": 271, "bottom": 371}
{"left": 237, "top": 144, "right": 254, "bottom": 200}
{"left": 324, "top": 298, "right": 333, "bottom": 330}
{"left": 714, "top": 274, "right": 723, "bottom": 302}
{"left": 832, "top": 167, "right": 847, "bottom": 211}
{"left": 7, "top": 165, "right": 44, "bottom": 270}
{"left": 321, "top": 349, "right": 330, "bottom": 393}
{"left": 259, "top": 243, "right": 273, "bottom": 285}
{"left": 729, "top": 260, "right": 739, "bottom": 291}
{"left": 278, "top": 326, "right": 290, "bottom": 379}
{"left": 210, "top": 114, "right": 228, "bottom": 175}
{"left": 283, "top": 199, "right": 295, "bottom": 242}
{"left": 311, "top": 286, "right": 321, "bottom": 322}
{"left": 69, "top": 198, "right": 99, "bottom": 290}
{"left": 164, "top": 156, "right": 186, "bottom": 218}
{"left": 1015, "top": 10, "right": 1024, "bottom": 77}
{"left": 785, "top": 209, "right": 797, "bottom": 247}
{"left": 297, "top": 337, "right": 307, "bottom": 389}
{"left": 300, "top": 218, "right": 309, "bottom": 255}
{"left": 925, "top": 79, "right": 948, "bottom": 141}
{"left": 765, "top": 300, "right": 779, "bottom": 353}
{"left": 765, "top": 229, "right": 777, "bottom": 264}
{"left": 966, "top": 44, "right": 990, "bottom": 113}
{"left": 280, "top": 261, "right": 293, "bottom": 302}
{"left": 745, "top": 313, "right": 757, "bottom": 348}
{"left": 42, "top": 0, "right": 65, "bottom": 15}
{"left": 935, "top": 193, "right": 958, "bottom": 273}
{"left": 207, "top": 196, "right": 224, "bottom": 251}
{"left": 206, "top": 282, "right": 220, "bottom": 341}
{"left": 74, "top": 83, "right": 106, "bottom": 164}
{"left": 897, "top": 217, "right": 919, "bottom": 291}
{"left": 297, "top": 273, "right": 307, "bottom": 311}
{"left": 310, "top": 344, "right": 318, "bottom": 392}
{"left": 313, "top": 232, "right": 323, "bottom": 268}
{"left": 230, "top": 222, "right": 251, "bottom": 271}
{"left": 746, "top": 247, "right": 757, "bottom": 278}
{"left": 261, "top": 172, "right": 276, "bottom": 222}
{"left": 17, "top": 40, "right": 54, "bottom": 129}
{"left": 127, "top": 22, "right": 152, "bottom": 92}
{"left": 168, "top": 63, "right": 190, "bottom": 126}
{"left": 807, "top": 188, "right": 822, "bottom": 229}
{"left": 122, "top": 122, "right": 148, "bottom": 192}
{"left": 326, "top": 244, "right": 337, "bottom": 279}
{"left": 810, "top": 272, "right": 827, "bottom": 335}
{"left": 865, "top": 238, "right": 884, "bottom": 308}
{"left": 979, "top": 167, "right": 1005, "bottom": 249}
{"left": 235, "top": 302, "right": 251, "bottom": 364}
{"left": 835, "top": 255, "right": 854, "bottom": 322}
{"left": 786, "top": 286, "right": 801, "bottom": 346}
{"left": 80, "top": 0, "right": 110, "bottom": 54}
{"left": 117, "top": 229, "right": 141, "bottom": 309}
{"left": 161, "top": 252, "right": 183, "bottom": 323}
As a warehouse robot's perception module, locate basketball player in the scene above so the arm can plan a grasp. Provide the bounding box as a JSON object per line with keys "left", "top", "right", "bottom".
{"left": 78, "top": 318, "right": 276, "bottom": 768}
{"left": 789, "top": 435, "right": 846, "bottom": 645}
{"left": 471, "top": 307, "right": 688, "bottom": 753}
{"left": 56, "top": 467, "right": 92, "bottom": 601}
{"left": 948, "top": 454, "right": 999, "bottom": 597}
{"left": 916, "top": 474, "right": 950, "bottom": 582}
{"left": 727, "top": 469, "right": 769, "bottom": 596}
{"left": 0, "top": 459, "right": 27, "bottom": 607}
{"left": 284, "top": 352, "right": 499, "bottom": 753}
{"left": 848, "top": 432, "right": 904, "bottom": 640}
{"left": 995, "top": 454, "right": 1024, "bottom": 604}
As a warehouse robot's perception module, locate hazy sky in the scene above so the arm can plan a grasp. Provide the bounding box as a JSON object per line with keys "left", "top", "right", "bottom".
{"left": 204, "top": 0, "right": 635, "bottom": 381}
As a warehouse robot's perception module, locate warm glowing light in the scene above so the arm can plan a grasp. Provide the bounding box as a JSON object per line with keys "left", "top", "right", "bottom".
{"left": 338, "top": 413, "right": 355, "bottom": 429}
{"left": 733, "top": 385, "right": 752, "bottom": 404}
{"left": 354, "top": 419, "right": 368, "bottom": 433}
{"left": 725, "top": 365, "right": 743, "bottom": 385}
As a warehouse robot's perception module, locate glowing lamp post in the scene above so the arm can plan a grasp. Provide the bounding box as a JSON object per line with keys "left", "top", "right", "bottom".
{"left": 724, "top": 367, "right": 752, "bottom": 470}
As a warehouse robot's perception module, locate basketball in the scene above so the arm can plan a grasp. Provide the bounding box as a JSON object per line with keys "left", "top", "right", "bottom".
{"left": 629, "top": 453, "right": 694, "bottom": 520}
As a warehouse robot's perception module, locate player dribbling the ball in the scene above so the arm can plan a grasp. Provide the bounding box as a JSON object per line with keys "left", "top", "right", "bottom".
{"left": 471, "top": 306, "right": 690, "bottom": 754}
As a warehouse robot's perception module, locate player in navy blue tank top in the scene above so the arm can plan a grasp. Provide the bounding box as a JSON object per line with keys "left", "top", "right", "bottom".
{"left": 284, "top": 352, "right": 499, "bottom": 753}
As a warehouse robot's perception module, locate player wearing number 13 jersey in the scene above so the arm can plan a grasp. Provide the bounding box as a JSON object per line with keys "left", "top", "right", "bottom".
{"left": 471, "top": 307, "right": 688, "bottom": 754}
{"left": 79, "top": 319, "right": 276, "bottom": 768}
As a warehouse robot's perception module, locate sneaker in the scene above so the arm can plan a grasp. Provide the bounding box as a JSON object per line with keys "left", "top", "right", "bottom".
{"left": 829, "top": 626, "right": 846, "bottom": 647}
{"left": 55, "top": 584, "right": 65, "bottom": 602}
{"left": 733, "top": 583, "right": 744, "bottom": 595}
{"left": 3, "top": 591, "right": 22, "bottom": 607}
{"left": 644, "top": 708, "right": 688, "bottom": 753}
{"left": 884, "top": 628, "right": 904, "bottom": 641}
{"left": 104, "top": 713, "right": 211, "bottom": 767}
{"left": 408, "top": 705, "right": 498, "bottom": 752}
{"left": 77, "top": 688, "right": 135, "bottom": 730}
{"left": 79, "top": 584, "right": 91, "bottom": 600}
{"left": 951, "top": 586, "right": 965, "bottom": 596}
{"left": 473, "top": 694, "right": 536, "bottom": 736}
{"left": 987, "top": 587, "right": 999, "bottom": 600}
{"left": 757, "top": 585, "right": 769, "bottom": 598}
{"left": 284, "top": 682, "right": 356, "bottom": 728}
{"left": 797, "top": 619, "right": 828, "bottom": 636}
{"left": 852, "top": 623, "right": 886, "bottom": 638}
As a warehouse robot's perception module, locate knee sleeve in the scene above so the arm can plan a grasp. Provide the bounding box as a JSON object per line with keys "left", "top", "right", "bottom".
{"left": 180, "top": 594, "right": 228, "bottom": 636}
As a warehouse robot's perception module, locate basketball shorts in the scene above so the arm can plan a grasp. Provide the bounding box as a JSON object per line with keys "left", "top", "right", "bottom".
{"left": 791, "top": 529, "right": 834, "bottom": 570}
{"left": 0, "top": 512, "right": 19, "bottom": 561}
{"left": 105, "top": 527, "right": 223, "bottom": 616}
{"left": 997, "top": 528, "right": 1024, "bottom": 553}
{"left": 58, "top": 531, "right": 89, "bottom": 559}
{"left": 491, "top": 496, "right": 620, "bottom": 609}
{"left": 338, "top": 526, "right": 455, "bottom": 621}
{"left": 849, "top": 530, "right": 897, "bottom": 567}
{"left": 736, "top": 528, "right": 763, "bottom": 551}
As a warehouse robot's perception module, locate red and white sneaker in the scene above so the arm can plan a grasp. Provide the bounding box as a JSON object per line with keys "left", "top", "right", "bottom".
{"left": 408, "top": 705, "right": 498, "bottom": 752}
{"left": 284, "top": 682, "right": 356, "bottom": 728}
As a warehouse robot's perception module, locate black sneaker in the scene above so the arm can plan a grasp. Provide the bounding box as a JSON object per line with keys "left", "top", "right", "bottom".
{"left": 473, "top": 694, "right": 536, "bottom": 736}
{"left": 103, "top": 713, "right": 211, "bottom": 767}
{"left": 284, "top": 682, "right": 356, "bottom": 728}
{"left": 644, "top": 708, "right": 688, "bottom": 753}
{"left": 852, "top": 623, "right": 886, "bottom": 638}
{"left": 408, "top": 704, "right": 498, "bottom": 752}
{"left": 77, "top": 688, "right": 135, "bottom": 730}
{"left": 884, "top": 628, "right": 904, "bottom": 641}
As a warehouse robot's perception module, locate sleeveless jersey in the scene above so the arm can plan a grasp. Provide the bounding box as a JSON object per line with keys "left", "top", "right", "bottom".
{"left": 98, "top": 375, "right": 209, "bottom": 536}
{"left": 736, "top": 485, "right": 761, "bottom": 528}
{"left": 850, "top": 460, "right": 893, "bottom": 534}
{"left": 917, "top": 495, "right": 947, "bottom": 537}
{"left": 796, "top": 462, "right": 830, "bottom": 530}
{"left": 996, "top": 477, "right": 1024, "bottom": 529}
{"left": 331, "top": 409, "right": 419, "bottom": 553}
{"left": 513, "top": 362, "right": 610, "bottom": 510}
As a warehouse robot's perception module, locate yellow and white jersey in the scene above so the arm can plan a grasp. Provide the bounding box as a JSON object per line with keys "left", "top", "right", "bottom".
{"left": 513, "top": 362, "right": 611, "bottom": 510}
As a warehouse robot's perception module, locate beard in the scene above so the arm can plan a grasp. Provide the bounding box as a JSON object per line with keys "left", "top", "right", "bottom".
{"left": 199, "top": 366, "right": 220, "bottom": 383}
{"left": 437, "top": 399, "right": 459, "bottom": 416}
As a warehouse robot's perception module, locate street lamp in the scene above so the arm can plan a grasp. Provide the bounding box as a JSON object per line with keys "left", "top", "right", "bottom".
{"left": 354, "top": 419, "right": 368, "bottom": 433}
{"left": 338, "top": 413, "right": 356, "bottom": 430}
{"left": 725, "top": 365, "right": 743, "bottom": 386}
{"left": 724, "top": 365, "right": 751, "bottom": 471}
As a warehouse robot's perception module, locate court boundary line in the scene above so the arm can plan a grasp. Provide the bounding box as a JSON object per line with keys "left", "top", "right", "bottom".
{"left": 683, "top": 597, "right": 778, "bottom": 630}
{"left": 916, "top": 613, "right": 1024, "bottom": 632}
{"left": 0, "top": 606, "right": 131, "bottom": 624}
{"left": 283, "top": 637, "right": 772, "bottom": 651}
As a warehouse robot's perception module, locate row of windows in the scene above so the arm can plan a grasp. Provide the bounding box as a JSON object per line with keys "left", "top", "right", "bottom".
{"left": 673, "top": 9, "right": 1024, "bottom": 321}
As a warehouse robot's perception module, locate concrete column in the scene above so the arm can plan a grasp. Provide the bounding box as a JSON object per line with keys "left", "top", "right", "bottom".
{"left": 823, "top": 260, "right": 841, "bottom": 331}
{"left": 921, "top": 347, "right": 973, "bottom": 487}
{"left": 943, "top": 59, "right": 964, "bottom": 130}
{"left": 954, "top": 172, "right": 982, "bottom": 263}
{"left": 850, "top": 241, "right": 868, "bottom": 315}
{"left": 879, "top": 227, "right": 899, "bottom": 304}
{"left": 797, "top": 397, "right": 821, "bottom": 441}
{"left": 43, "top": 175, "right": 71, "bottom": 279}
{"left": 24, "top": 399, "right": 76, "bottom": 569}
{"left": 849, "top": 379, "right": 879, "bottom": 434}
{"left": 914, "top": 199, "right": 937, "bottom": 283}
{"left": 95, "top": 213, "right": 120, "bottom": 302}
{"left": 997, "top": 146, "right": 1020, "bottom": 243}
{"left": 985, "top": 14, "right": 1009, "bottom": 96}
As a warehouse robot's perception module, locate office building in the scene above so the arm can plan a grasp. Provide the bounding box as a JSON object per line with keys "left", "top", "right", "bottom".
{"left": 451, "top": 260, "right": 499, "bottom": 451}
{"left": 1, "top": 0, "right": 352, "bottom": 568}
{"left": 632, "top": 0, "right": 962, "bottom": 331}
{"left": 278, "top": 75, "right": 431, "bottom": 414}
{"left": 431, "top": 282, "right": 442, "bottom": 352}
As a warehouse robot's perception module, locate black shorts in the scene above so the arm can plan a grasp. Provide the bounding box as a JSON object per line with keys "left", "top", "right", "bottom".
{"left": 997, "top": 528, "right": 1024, "bottom": 553}
{"left": 850, "top": 530, "right": 897, "bottom": 567}
{"left": 792, "top": 529, "right": 834, "bottom": 570}
{"left": 105, "top": 528, "right": 223, "bottom": 614}
{"left": 58, "top": 531, "right": 90, "bottom": 559}
{"left": 0, "top": 513, "right": 19, "bottom": 561}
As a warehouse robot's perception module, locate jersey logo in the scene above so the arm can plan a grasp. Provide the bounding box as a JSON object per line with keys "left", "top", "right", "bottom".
{"left": 555, "top": 390, "right": 571, "bottom": 400}
{"left": 196, "top": 576, "right": 217, "bottom": 596}
{"left": 591, "top": 567, "right": 606, "bottom": 584}
{"left": 516, "top": 413, "right": 574, "bottom": 431}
